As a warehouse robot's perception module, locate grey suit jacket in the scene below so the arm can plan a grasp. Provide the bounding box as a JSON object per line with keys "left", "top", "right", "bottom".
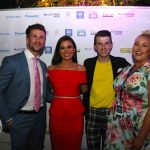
{"left": 0, "top": 51, "right": 51, "bottom": 122}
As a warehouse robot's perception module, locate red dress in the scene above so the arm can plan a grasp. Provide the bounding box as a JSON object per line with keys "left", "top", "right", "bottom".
{"left": 47, "top": 70, "right": 87, "bottom": 150}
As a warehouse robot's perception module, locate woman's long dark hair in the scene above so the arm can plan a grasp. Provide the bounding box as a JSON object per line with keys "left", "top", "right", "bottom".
{"left": 52, "top": 35, "right": 77, "bottom": 65}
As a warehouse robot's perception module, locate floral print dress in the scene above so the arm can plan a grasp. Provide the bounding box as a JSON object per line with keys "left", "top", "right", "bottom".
{"left": 104, "top": 61, "right": 150, "bottom": 150}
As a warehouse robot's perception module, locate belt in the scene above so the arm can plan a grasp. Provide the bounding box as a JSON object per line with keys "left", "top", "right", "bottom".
{"left": 18, "top": 107, "right": 44, "bottom": 114}
{"left": 53, "top": 96, "right": 80, "bottom": 99}
{"left": 90, "top": 107, "right": 110, "bottom": 111}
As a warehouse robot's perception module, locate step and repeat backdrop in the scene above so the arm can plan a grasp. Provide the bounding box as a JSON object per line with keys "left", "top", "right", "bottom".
{"left": 0, "top": 6, "right": 150, "bottom": 66}
{"left": 0, "top": 7, "right": 150, "bottom": 148}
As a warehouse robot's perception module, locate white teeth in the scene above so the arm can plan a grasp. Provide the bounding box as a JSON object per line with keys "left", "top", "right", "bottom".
{"left": 136, "top": 51, "right": 141, "bottom": 54}
{"left": 135, "top": 51, "right": 142, "bottom": 55}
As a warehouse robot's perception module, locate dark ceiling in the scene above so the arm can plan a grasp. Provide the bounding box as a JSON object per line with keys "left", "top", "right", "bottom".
{"left": 0, "top": 0, "right": 36, "bottom": 9}
{"left": 0, "top": 0, "right": 149, "bottom": 9}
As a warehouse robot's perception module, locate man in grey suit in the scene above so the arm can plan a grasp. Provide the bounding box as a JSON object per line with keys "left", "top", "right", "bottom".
{"left": 0, "top": 23, "right": 52, "bottom": 150}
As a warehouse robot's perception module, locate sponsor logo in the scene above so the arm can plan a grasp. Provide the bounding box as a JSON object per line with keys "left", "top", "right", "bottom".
{"left": 6, "top": 16, "right": 20, "bottom": 19}
{"left": 118, "top": 13, "right": 134, "bottom": 17}
{"left": 111, "top": 30, "right": 122, "bottom": 35}
{"left": 0, "top": 33, "right": 10, "bottom": 35}
{"left": 25, "top": 15, "right": 39, "bottom": 18}
{"left": 65, "top": 29, "right": 73, "bottom": 36}
{"left": 44, "top": 13, "right": 60, "bottom": 18}
{"left": 14, "top": 48, "right": 25, "bottom": 51}
{"left": 14, "top": 32, "right": 25, "bottom": 36}
{"left": 45, "top": 46, "right": 52, "bottom": 54}
{"left": 76, "top": 11, "right": 84, "bottom": 19}
{"left": 54, "top": 30, "right": 60, "bottom": 35}
{"left": 90, "top": 31, "right": 97, "bottom": 35}
{"left": 89, "top": 12, "right": 98, "bottom": 19}
{"left": 120, "top": 48, "right": 132, "bottom": 53}
{"left": 77, "top": 29, "right": 86, "bottom": 36}
{"left": 65, "top": 12, "right": 71, "bottom": 17}
{"left": 77, "top": 49, "right": 80, "bottom": 52}
{"left": 102, "top": 13, "right": 113, "bottom": 17}
{"left": 0, "top": 49, "right": 10, "bottom": 52}
{"left": 85, "top": 48, "right": 93, "bottom": 51}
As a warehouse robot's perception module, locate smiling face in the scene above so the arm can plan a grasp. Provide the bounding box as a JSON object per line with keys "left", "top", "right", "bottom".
{"left": 132, "top": 35, "right": 150, "bottom": 65}
{"left": 26, "top": 29, "right": 46, "bottom": 56}
{"left": 59, "top": 40, "right": 75, "bottom": 61}
{"left": 94, "top": 36, "right": 113, "bottom": 61}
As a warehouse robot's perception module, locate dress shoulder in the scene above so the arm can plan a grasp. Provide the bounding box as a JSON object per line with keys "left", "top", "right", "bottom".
{"left": 48, "top": 65, "right": 56, "bottom": 70}
{"left": 76, "top": 64, "right": 86, "bottom": 71}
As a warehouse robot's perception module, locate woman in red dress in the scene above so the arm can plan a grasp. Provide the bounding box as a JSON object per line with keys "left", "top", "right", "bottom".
{"left": 47, "top": 35, "right": 87, "bottom": 150}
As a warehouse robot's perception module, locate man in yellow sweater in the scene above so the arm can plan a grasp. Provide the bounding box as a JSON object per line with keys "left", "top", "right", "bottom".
{"left": 83, "top": 30, "right": 130, "bottom": 150}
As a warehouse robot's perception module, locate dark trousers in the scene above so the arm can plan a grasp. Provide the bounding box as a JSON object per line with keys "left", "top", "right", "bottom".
{"left": 10, "top": 108, "right": 46, "bottom": 150}
{"left": 85, "top": 107, "right": 109, "bottom": 150}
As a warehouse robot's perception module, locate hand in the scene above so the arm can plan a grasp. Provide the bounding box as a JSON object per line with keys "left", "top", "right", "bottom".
{"left": 3, "top": 119, "right": 13, "bottom": 133}
{"left": 131, "top": 136, "right": 144, "bottom": 149}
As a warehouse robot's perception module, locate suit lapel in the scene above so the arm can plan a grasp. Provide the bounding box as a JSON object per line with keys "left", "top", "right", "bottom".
{"left": 110, "top": 55, "right": 118, "bottom": 79}
{"left": 19, "top": 52, "right": 30, "bottom": 93}
{"left": 88, "top": 56, "right": 97, "bottom": 91}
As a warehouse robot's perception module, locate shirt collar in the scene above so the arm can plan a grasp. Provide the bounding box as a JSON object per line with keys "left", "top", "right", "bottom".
{"left": 24, "top": 49, "right": 40, "bottom": 59}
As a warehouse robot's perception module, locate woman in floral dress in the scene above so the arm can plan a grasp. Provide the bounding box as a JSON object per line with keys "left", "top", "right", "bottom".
{"left": 104, "top": 32, "right": 150, "bottom": 149}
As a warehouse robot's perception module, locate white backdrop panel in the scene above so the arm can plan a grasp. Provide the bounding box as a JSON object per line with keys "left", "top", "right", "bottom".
{"left": 0, "top": 6, "right": 150, "bottom": 65}
{"left": 0, "top": 6, "right": 150, "bottom": 148}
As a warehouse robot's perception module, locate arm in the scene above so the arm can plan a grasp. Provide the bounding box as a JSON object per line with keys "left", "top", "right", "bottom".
{"left": 46, "top": 80, "right": 53, "bottom": 103}
{"left": 0, "top": 57, "right": 14, "bottom": 122}
{"left": 78, "top": 64, "right": 88, "bottom": 94}
{"left": 132, "top": 80, "right": 150, "bottom": 149}
{"left": 80, "top": 84, "right": 88, "bottom": 94}
{"left": 46, "top": 65, "right": 54, "bottom": 103}
{"left": 2, "top": 118, "right": 13, "bottom": 133}
{"left": 0, "top": 57, "right": 15, "bottom": 132}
